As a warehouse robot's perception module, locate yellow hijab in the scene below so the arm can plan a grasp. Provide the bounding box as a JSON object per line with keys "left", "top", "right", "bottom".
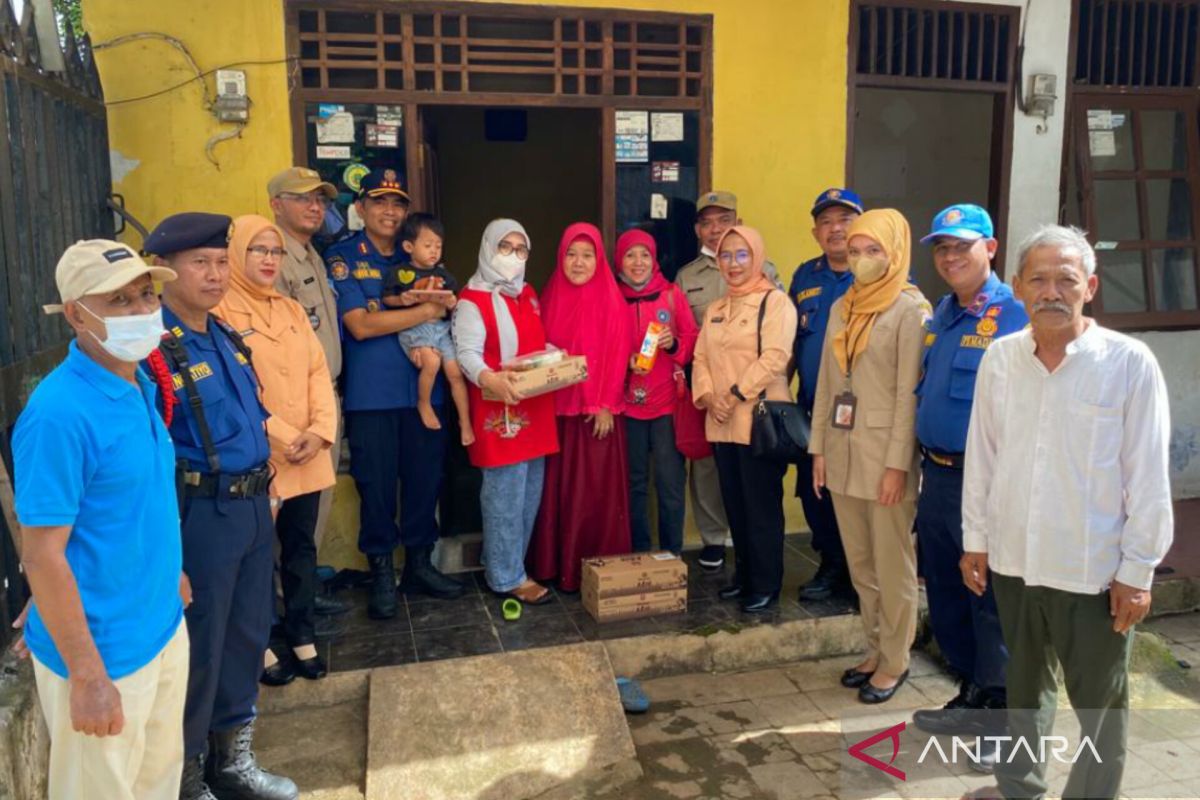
{"left": 832, "top": 209, "right": 922, "bottom": 374}
{"left": 225, "top": 214, "right": 286, "bottom": 329}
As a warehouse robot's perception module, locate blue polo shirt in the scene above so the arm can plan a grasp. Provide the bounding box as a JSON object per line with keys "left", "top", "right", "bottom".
{"left": 13, "top": 341, "right": 183, "bottom": 680}
{"left": 789, "top": 255, "right": 855, "bottom": 412}
{"left": 916, "top": 272, "right": 1029, "bottom": 453}
{"left": 152, "top": 307, "right": 270, "bottom": 474}
{"left": 325, "top": 231, "right": 444, "bottom": 412}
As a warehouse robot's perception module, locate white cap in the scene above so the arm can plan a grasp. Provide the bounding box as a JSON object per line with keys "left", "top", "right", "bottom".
{"left": 43, "top": 240, "right": 176, "bottom": 314}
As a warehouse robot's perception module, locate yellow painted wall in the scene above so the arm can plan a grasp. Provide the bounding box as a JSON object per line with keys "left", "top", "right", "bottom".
{"left": 85, "top": 0, "right": 850, "bottom": 565}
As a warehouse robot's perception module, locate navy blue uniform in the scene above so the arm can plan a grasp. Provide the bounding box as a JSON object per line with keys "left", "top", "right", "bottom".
{"left": 325, "top": 231, "right": 446, "bottom": 555}
{"left": 151, "top": 306, "right": 274, "bottom": 759}
{"left": 788, "top": 256, "right": 853, "bottom": 573}
{"left": 914, "top": 271, "right": 1027, "bottom": 698}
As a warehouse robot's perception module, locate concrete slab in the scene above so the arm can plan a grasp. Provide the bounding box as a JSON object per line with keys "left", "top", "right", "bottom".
{"left": 364, "top": 642, "right": 641, "bottom": 800}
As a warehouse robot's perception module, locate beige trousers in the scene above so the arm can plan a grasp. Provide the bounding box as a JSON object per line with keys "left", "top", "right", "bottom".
{"left": 830, "top": 493, "right": 918, "bottom": 676}
{"left": 33, "top": 622, "right": 189, "bottom": 800}
{"left": 688, "top": 455, "right": 729, "bottom": 547}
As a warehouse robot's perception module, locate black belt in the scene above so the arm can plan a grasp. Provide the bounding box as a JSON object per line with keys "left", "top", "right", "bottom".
{"left": 920, "top": 446, "right": 964, "bottom": 469}
{"left": 180, "top": 466, "right": 272, "bottom": 499}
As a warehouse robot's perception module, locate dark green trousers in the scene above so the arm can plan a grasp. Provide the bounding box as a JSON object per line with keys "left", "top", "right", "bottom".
{"left": 991, "top": 572, "right": 1133, "bottom": 800}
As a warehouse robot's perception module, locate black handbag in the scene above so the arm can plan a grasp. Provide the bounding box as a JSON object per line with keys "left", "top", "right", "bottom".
{"left": 749, "top": 293, "right": 810, "bottom": 462}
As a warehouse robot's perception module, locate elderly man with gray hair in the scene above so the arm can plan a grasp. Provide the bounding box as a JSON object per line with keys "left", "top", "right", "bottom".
{"left": 958, "top": 224, "right": 1173, "bottom": 800}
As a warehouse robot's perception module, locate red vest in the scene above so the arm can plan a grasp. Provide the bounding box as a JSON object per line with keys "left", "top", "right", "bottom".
{"left": 460, "top": 285, "right": 559, "bottom": 468}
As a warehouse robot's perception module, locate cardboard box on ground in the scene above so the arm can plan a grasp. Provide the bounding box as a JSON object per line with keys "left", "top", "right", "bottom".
{"left": 582, "top": 552, "right": 688, "bottom": 622}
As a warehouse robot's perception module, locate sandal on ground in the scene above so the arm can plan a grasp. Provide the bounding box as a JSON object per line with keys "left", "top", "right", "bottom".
{"left": 507, "top": 580, "right": 553, "bottom": 606}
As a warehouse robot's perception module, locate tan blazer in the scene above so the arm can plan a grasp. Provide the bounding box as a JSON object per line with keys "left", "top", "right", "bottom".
{"left": 692, "top": 289, "right": 798, "bottom": 445}
{"left": 215, "top": 294, "right": 338, "bottom": 500}
{"left": 809, "top": 290, "right": 927, "bottom": 501}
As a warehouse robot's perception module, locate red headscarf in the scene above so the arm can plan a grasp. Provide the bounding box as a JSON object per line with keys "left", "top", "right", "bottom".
{"left": 615, "top": 229, "right": 670, "bottom": 298}
{"left": 540, "top": 223, "right": 631, "bottom": 415}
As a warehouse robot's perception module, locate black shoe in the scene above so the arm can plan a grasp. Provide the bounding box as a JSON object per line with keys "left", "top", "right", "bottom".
{"left": 912, "top": 682, "right": 979, "bottom": 733}
{"left": 399, "top": 545, "right": 465, "bottom": 600}
{"left": 858, "top": 670, "right": 909, "bottom": 704}
{"left": 739, "top": 592, "right": 779, "bottom": 613}
{"left": 698, "top": 545, "right": 725, "bottom": 572}
{"left": 294, "top": 654, "right": 327, "bottom": 681}
{"left": 259, "top": 659, "right": 295, "bottom": 687}
{"left": 181, "top": 752, "right": 219, "bottom": 800}
{"left": 209, "top": 720, "right": 299, "bottom": 800}
{"left": 798, "top": 561, "right": 840, "bottom": 601}
{"left": 367, "top": 554, "right": 398, "bottom": 620}
{"left": 840, "top": 667, "right": 874, "bottom": 689}
{"left": 313, "top": 592, "right": 349, "bottom": 616}
{"left": 717, "top": 584, "right": 742, "bottom": 601}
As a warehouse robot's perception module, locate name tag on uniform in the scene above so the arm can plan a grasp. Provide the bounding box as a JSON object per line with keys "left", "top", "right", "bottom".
{"left": 832, "top": 392, "right": 857, "bottom": 430}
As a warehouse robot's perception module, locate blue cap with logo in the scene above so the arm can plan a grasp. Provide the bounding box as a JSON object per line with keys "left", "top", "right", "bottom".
{"left": 920, "top": 204, "right": 995, "bottom": 244}
{"left": 143, "top": 212, "right": 233, "bottom": 256}
{"left": 811, "top": 187, "right": 864, "bottom": 217}
{"left": 357, "top": 168, "right": 411, "bottom": 202}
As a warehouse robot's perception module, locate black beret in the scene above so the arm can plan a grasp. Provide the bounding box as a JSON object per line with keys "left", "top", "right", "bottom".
{"left": 144, "top": 212, "right": 232, "bottom": 256}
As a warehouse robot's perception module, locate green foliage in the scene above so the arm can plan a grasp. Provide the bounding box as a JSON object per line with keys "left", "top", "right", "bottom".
{"left": 52, "top": 0, "right": 83, "bottom": 40}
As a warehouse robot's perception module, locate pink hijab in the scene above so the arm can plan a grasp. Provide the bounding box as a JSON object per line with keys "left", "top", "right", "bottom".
{"left": 540, "top": 223, "right": 631, "bottom": 415}
{"left": 616, "top": 229, "right": 670, "bottom": 298}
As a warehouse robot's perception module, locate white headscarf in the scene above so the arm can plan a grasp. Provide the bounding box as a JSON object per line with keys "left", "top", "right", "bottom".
{"left": 466, "top": 219, "right": 530, "bottom": 363}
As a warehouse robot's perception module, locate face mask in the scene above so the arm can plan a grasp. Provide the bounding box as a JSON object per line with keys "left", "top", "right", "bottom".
{"left": 491, "top": 252, "right": 525, "bottom": 282}
{"left": 80, "top": 303, "right": 165, "bottom": 362}
{"left": 849, "top": 254, "right": 889, "bottom": 285}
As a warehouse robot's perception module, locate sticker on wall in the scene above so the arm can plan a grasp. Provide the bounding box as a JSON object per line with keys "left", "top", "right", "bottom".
{"left": 366, "top": 123, "right": 399, "bottom": 148}
{"left": 650, "top": 193, "right": 669, "bottom": 220}
{"left": 652, "top": 161, "right": 680, "bottom": 183}
{"left": 342, "top": 163, "right": 370, "bottom": 192}
{"left": 318, "top": 103, "right": 344, "bottom": 118}
{"left": 316, "top": 111, "right": 356, "bottom": 144}
{"left": 1086, "top": 109, "right": 1114, "bottom": 130}
{"left": 615, "top": 110, "right": 649, "bottom": 135}
{"left": 651, "top": 112, "right": 684, "bottom": 142}
{"left": 376, "top": 104, "right": 403, "bottom": 126}
{"left": 316, "top": 145, "right": 351, "bottom": 160}
{"left": 616, "top": 133, "right": 649, "bottom": 162}
{"left": 1094, "top": 241, "right": 1118, "bottom": 250}
{"left": 1088, "top": 130, "right": 1117, "bottom": 158}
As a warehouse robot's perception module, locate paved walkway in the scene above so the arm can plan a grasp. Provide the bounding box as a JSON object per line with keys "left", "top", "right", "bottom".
{"left": 594, "top": 611, "right": 1200, "bottom": 800}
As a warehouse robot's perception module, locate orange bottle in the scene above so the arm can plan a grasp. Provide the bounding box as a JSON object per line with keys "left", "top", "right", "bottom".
{"left": 634, "top": 321, "right": 667, "bottom": 372}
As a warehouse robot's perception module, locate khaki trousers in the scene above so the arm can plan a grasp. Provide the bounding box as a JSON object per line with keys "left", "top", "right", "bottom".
{"left": 33, "top": 621, "right": 189, "bottom": 800}
{"left": 831, "top": 493, "right": 918, "bottom": 675}
{"left": 688, "top": 455, "right": 729, "bottom": 547}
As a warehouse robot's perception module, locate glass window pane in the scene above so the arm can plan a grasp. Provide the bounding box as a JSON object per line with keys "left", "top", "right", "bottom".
{"left": 1152, "top": 248, "right": 1198, "bottom": 311}
{"left": 1092, "top": 180, "right": 1142, "bottom": 241}
{"left": 1097, "top": 250, "right": 1147, "bottom": 312}
{"left": 1145, "top": 178, "right": 1194, "bottom": 241}
{"left": 1087, "top": 108, "right": 1134, "bottom": 170}
{"left": 1141, "top": 110, "right": 1188, "bottom": 171}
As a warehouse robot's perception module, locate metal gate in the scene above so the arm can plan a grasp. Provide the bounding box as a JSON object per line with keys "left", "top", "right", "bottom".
{"left": 0, "top": 0, "right": 113, "bottom": 646}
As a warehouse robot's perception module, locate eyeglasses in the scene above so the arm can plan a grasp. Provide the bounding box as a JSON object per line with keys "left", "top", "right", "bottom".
{"left": 933, "top": 239, "right": 976, "bottom": 258}
{"left": 278, "top": 192, "right": 331, "bottom": 208}
{"left": 497, "top": 241, "right": 530, "bottom": 260}
{"left": 697, "top": 214, "right": 736, "bottom": 231}
{"left": 247, "top": 246, "right": 286, "bottom": 259}
{"left": 717, "top": 249, "right": 752, "bottom": 266}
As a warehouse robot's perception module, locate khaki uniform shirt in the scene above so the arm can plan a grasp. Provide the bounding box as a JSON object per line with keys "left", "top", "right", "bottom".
{"left": 277, "top": 230, "right": 342, "bottom": 381}
{"left": 808, "top": 290, "right": 928, "bottom": 501}
{"left": 692, "top": 290, "right": 797, "bottom": 445}
{"left": 675, "top": 251, "right": 783, "bottom": 327}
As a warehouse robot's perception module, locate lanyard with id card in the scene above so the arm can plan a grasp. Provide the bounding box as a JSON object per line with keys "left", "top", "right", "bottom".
{"left": 831, "top": 306, "right": 870, "bottom": 430}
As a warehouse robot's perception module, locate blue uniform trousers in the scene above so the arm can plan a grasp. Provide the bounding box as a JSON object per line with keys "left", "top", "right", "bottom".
{"left": 181, "top": 490, "right": 274, "bottom": 758}
{"left": 795, "top": 452, "right": 847, "bottom": 568}
{"left": 346, "top": 407, "right": 446, "bottom": 555}
{"left": 916, "top": 460, "right": 1008, "bottom": 696}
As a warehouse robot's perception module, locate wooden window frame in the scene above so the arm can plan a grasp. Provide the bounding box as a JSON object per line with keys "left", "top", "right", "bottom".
{"left": 283, "top": 0, "right": 713, "bottom": 246}
{"left": 1063, "top": 0, "right": 1200, "bottom": 330}
{"left": 846, "top": 0, "right": 1019, "bottom": 274}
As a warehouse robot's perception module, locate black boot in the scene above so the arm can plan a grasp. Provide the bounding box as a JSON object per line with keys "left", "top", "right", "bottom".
{"left": 180, "top": 752, "right": 218, "bottom": 800}
{"left": 208, "top": 720, "right": 298, "bottom": 800}
{"left": 399, "top": 545, "right": 465, "bottom": 599}
{"left": 367, "top": 554, "right": 397, "bottom": 620}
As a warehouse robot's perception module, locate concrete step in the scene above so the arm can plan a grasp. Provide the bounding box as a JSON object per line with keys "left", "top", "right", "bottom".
{"left": 364, "top": 642, "right": 641, "bottom": 800}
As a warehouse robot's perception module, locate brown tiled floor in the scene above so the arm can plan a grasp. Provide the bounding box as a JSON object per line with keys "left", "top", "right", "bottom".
{"left": 298, "top": 532, "right": 855, "bottom": 674}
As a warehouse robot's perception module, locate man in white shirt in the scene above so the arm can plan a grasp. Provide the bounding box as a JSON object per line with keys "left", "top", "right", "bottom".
{"left": 959, "top": 225, "right": 1173, "bottom": 800}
